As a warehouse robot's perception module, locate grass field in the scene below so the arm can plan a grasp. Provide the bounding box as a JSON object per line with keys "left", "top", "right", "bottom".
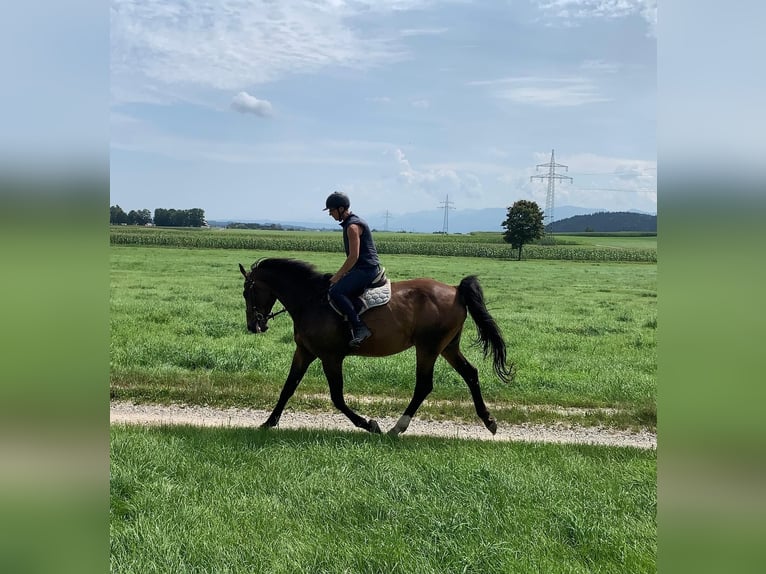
{"left": 110, "top": 425, "right": 656, "bottom": 574}
{"left": 110, "top": 245, "right": 656, "bottom": 429}
{"left": 554, "top": 234, "right": 657, "bottom": 250}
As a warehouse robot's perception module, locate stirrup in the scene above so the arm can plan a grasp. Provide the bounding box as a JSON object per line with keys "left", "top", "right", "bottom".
{"left": 349, "top": 324, "right": 372, "bottom": 348}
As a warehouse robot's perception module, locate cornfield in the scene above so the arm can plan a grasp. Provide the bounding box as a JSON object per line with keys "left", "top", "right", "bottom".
{"left": 110, "top": 227, "right": 656, "bottom": 262}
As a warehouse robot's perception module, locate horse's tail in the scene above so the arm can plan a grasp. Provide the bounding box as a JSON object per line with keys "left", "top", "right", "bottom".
{"left": 457, "top": 276, "right": 514, "bottom": 384}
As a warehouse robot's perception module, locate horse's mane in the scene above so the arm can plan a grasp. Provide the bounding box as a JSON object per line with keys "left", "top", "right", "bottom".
{"left": 253, "top": 258, "right": 331, "bottom": 294}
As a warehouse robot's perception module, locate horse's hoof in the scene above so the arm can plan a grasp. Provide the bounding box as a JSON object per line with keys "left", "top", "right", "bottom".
{"left": 260, "top": 420, "right": 277, "bottom": 429}
{"left": 386, "top": 427, "right": 401, "bottom": 437}
{"left": 485, "top": 418, "right": 497, "bottom": 435}
{"left": 368, "top": 420, "right": 382, "bottom": 434}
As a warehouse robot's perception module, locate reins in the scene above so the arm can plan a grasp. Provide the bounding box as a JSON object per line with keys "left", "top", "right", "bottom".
{"left": 256, "top": 308, "right": 288, "bottom": 323}
{"left": 266, "top": 308, "right": 288, "bottom": 320}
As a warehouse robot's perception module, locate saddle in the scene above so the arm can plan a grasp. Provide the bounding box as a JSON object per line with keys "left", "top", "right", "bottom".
{"left": 328, "top": 267, "right": 392, "bottom": 317}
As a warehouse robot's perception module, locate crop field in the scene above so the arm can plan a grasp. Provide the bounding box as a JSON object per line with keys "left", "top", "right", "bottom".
{"left": 110, "top": 425, "right": 656, "bottom": 574}
{"left": 110, "top": 226, "right": 656, "bottom": 262}
{"left": 110, "top": 241, "right": 656, "bottom": 429}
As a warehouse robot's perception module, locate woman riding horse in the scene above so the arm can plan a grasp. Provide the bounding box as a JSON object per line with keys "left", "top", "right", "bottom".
{"left": 240, "top": 256, "right": 514, "bottom": 436}
{"left": 324, "top": 191, "right": 380, "bottom": 348}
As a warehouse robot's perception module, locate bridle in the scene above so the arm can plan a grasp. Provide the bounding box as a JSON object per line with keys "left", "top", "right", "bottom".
{"left": 245, "top": 276, "right": 287, "bottom": 325}
{"left": 255, "top": 308, "right": 287, "bottom": 323}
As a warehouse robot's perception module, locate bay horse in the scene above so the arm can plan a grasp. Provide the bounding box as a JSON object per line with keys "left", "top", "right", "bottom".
{"left": 239, "top": 258, "right": 513, "bottom": 436}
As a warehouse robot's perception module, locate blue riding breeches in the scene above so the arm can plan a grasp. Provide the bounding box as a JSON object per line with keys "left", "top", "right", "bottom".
{"left": 328, "top": 266, "right": 379, "bottom": 324}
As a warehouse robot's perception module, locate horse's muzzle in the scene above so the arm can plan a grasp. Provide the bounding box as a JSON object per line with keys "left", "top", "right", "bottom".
{"left": 248, "top": 321, "right": 268, "bottom": 333}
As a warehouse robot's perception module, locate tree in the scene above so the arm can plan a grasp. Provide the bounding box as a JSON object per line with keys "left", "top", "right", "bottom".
{"left": 153, "top": 207, "right": 207, "bottom": 227}
{"left": 187, "top": 208, "right": 206, "bottom": 227}
{"left": 501, "top": 200, "right": 545, "bottom": 260}
{"left": 127, "top": 209, "right": 152, "bottom": 226}
{"left": 110, "top": 205, "right": 128, "bottom": 225}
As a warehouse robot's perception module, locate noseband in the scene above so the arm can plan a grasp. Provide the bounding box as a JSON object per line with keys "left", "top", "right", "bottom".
{"left": 245, "top": 276, "right": 287, "bottom": 324}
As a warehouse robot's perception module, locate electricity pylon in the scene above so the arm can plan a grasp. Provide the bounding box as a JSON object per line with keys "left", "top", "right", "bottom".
{"left": 531, "top": 149, "right": 572, "bottom": 232}
{"left": 438, "top": 195, "right": 455, "bottom": 234}
{"left": 383, "top": 210, "right": 393, "bottom": 231}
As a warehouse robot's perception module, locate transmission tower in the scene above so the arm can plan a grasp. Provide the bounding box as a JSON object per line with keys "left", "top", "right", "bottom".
{"left": 383, "top": 210, "right": 393, "bottom": 232}
{"left": 438, "top": 194, "right": 455, "bottom": 234}
{"left": 530, "top": 149, "right": 572, "bottom": 232}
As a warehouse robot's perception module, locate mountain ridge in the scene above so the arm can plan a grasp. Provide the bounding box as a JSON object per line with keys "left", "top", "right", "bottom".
{"left": 210, "top": 205, "right": 656, "bottom": 233}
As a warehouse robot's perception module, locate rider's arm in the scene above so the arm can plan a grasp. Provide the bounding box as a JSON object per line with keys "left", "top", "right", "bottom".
{"left": 330, "top": 224, "right": 361, "bottom": 284}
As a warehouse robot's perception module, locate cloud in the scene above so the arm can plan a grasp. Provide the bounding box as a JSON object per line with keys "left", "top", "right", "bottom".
{"left": 400, "top": 27, "right": 449, "bottom": 37}
{"left": 540, "top": 151, "right": 657, "bottom": 208}
{"left": 534, "top": 0, "right": 657, "bottom": 36}
{"left": 579, "top": 59, "right": 621, "bottom": 73}
{"left": 411, "top": 99, "right": 430, "bottom": 109}
{"left": 111, "top": 0, "right": 417, "bottom": 105}
{"left": 470, "top": 76, "right": 610, "bottom": 107}
{"left": 231, "top": 92, "right": 273, "bottom": 117}
{"left": 393, "top": 148, "right": 483, "bottom": 200}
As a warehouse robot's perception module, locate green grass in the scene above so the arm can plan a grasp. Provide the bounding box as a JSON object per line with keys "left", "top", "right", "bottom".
{"left": 111, "top": 246, "right": 656, "bottom": 428}
{"left": 552, "top": 234, "right": 657, "bottom": 250}
{"left": 111, "top": 425, "right": 656, "bottom": 574}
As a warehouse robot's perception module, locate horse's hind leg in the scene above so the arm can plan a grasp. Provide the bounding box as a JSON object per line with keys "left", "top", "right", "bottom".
{"left": 262, "top": 345, "right": 315, "bottom": 428}
{"left": 441, "top": 340, "right": 497, "bottom": 435}
{"left": 321, "top": 358, "right": 381, "bottom": 434}
{"left": 388, "top": 348, "right": 438, "bottom": 436}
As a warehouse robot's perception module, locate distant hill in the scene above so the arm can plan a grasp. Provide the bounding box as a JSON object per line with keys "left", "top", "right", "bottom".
{"left": 548, "top": 211, "right": 657, "bottom": 233}
{"left": 367, "top": 205, "right": 611, "bottom": 234}
{"left": 208, "top": 206, "right": 656, "bottom": 234}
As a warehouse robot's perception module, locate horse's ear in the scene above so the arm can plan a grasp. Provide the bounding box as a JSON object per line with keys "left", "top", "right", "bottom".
{"left": 239, "top": 263, "right": 248, "bottom": 278}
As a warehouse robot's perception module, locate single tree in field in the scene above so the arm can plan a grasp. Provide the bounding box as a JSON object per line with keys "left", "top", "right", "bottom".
{"left": 502, "top": 200, "right": 545, "bottom": 260}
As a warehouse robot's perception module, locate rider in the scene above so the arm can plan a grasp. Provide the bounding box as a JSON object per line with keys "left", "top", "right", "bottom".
{"left": 324, "top": 191, "right": 381, "bottom": 348}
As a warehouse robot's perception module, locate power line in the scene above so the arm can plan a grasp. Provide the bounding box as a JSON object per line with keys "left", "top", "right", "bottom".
{"left": 572, "top": 187, "right": 656, "bottom": 193}
{"left": 530, "top": 149, "right": 572, "bottom": 231}
{"left": 570, "top": 169, "right": 656, "bottom": 176}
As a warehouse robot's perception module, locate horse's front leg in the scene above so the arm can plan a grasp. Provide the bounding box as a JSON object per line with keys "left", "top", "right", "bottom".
{"left": 261, "top": 345, "right": 315, "bottom": 428}
{"left": 388, "top": 347, "right": 437, "bottom": 436}
{"left": 322, "top": 357, "right": 381, "bottom": 433}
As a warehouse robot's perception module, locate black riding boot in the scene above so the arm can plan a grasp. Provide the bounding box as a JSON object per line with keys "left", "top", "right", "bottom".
{"left": 349, "top": 318, "right": 372, "bottom": 348}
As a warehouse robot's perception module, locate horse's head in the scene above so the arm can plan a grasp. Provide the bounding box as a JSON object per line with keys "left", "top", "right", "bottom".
{"left": 239, "top": 263, "right": 277, "bottom": 333}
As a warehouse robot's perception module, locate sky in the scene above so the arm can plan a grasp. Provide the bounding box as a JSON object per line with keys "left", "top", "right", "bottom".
{"left": 109, "top": 0, "right": 657, "bottom": 224}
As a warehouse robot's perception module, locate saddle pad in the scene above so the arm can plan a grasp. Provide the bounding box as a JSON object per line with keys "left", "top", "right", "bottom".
{"left": 328, "top": 279, "right": 392, "bottom": 317}
{"left": 358, "top": 279, "right": 391, "bottom": 313}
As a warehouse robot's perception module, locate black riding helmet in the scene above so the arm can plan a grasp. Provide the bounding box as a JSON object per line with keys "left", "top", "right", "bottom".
{"left": 323, "top": 191, "right": 350, "bottom": 211}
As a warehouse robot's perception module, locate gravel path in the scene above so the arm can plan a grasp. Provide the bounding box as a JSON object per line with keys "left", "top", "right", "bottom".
{"left": 111, "top": 401, "right": 656, "bottom": 450}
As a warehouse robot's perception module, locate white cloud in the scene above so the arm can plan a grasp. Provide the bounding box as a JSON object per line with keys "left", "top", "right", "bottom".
{"left": 400, "top": 27, "right": 449, "bottom": 37}
{"left": 111, "top": 0, "right": 418, "bottom": 105}
{"left": 411, "top": 99, "right": 430, "bottom": 108}
{"left": 231, "top": 91, "right": 273, "bottom": 117}
{"left": 530, "top": 151, "right": 657, "bottom": 210}
{"left": 393, "top": 148, "right": 483, "bottom": 200}
{"left": 470, "top": 76, "right": 610, "bottom": 107}
{"left": 534, "top": 0, "right": 657, "bottom": 36}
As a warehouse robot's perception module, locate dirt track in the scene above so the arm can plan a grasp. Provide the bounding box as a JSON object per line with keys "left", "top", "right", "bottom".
{"left": 111, "top": 401, "right": 656, "bottom": 450}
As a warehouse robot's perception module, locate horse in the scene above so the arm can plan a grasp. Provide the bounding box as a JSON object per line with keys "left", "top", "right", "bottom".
{"left": 239, "top": 258, "right": 514, "bottom": 436}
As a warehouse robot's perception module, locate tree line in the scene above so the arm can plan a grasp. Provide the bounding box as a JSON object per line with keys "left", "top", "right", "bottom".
{"left": 548, "top": 211, "right": 656, "bottom": 233}
{"left": 110, "top": 205, "right": 207, "bottom": 227}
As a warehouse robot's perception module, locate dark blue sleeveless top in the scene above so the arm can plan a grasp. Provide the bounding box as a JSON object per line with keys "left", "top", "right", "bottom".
{"left": 340, "top": 214, "right": 380, "bottom": 270}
